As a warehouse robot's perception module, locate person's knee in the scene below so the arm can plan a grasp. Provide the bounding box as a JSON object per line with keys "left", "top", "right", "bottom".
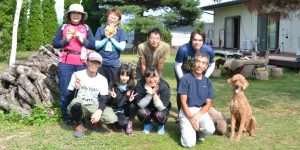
{"left": 153, "top": 111, "right": 168, "bottom": 125}
{"left": 70, "top": 103, "right": 82, "bottom": 119}
{"left": 203, "top": 124, "right": 215, "bottom": 135}
{"left": 117, "top": 114, "right": 129, "bottom": 127}
{"left": 206, "top": 125, "right": 216, "bottom": 135}
{"left": 181, "top": 135, "right": 196, "bottom": 148}
{"left": 137, "top": 109, "right": 151, "bottom": 123}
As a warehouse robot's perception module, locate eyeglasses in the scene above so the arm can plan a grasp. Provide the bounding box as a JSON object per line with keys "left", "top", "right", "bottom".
{"left": 108, "top": 15, "right": 119, "bottom": 20}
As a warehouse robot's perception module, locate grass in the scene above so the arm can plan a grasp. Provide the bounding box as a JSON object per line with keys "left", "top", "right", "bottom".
{"left": 0, "top": 53, "right": 300, "bottom": 149}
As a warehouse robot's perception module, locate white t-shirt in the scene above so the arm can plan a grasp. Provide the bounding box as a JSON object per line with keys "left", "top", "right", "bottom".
{"left": 68, "top": 69, "right": 108, "bottom": 105}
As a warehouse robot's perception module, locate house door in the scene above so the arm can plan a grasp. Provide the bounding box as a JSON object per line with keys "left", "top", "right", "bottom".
{"left": 225, "top": 16, "right": 240, "bottom": 49}
{"left": 257, "top": 15, "right": 279, "bottom": 52}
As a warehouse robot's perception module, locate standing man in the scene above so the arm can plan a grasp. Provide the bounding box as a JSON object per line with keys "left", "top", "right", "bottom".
{"left": 67, "top": 52, "right": 117, "bottom": 138}
{"left": 178, "top": 51, "right": 215, "bottom": 147}
{"left": 137, "top": 28, "right": 171, "bottom": 80}
{"left": 174, "top": 30, "right": 215, "bottom": 122}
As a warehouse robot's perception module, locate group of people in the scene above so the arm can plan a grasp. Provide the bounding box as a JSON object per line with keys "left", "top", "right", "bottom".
{"left": 52, "top": 3, "right": 216, "bottom": 148}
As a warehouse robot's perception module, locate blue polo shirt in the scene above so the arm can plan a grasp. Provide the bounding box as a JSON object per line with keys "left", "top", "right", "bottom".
{"left": 175, "top": 43, "right": 215, "bottom": 72}
{"left": 178, "top": 73, "right": 214, "bottom": 107}
{"left": 95, "top": 26, "right": 127, "bottom": 67}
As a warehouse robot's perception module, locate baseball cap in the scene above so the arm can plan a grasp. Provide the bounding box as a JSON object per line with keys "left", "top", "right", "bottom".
{"left": 88, "top": 52, "right": 102, "bottom": 63}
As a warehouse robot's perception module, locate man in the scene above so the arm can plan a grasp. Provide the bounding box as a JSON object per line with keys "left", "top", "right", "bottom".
{"left": 66, "top": 52, "right": 117, "bottom": 138}
{"left": 175, "top": 30, "right": 215, "bottom": 122}
{"left": 137, "top": 28, "right": 171, "bottom": 80}
{"left": 178, "top": 51, "right": 215, "bottom": 148}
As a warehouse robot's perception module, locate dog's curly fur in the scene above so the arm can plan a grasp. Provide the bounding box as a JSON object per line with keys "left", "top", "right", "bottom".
{"left": 227, "top": 74, "right": 256, "bottom": 141}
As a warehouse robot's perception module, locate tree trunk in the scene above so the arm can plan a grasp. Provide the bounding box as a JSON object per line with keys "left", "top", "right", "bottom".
{"left": 0, "top": 88, "right": 10, "bottom": 95}
{"left": 17, "top": 86, "right": 35, "bottom": 106}
{"left": 9, "top": 0, "right": 23, "bottom": 66}
{"left": 17, "top": 74, "right": 42, "bottom": 105}
{"left": 0, "top": 95, "right": 31, "bottom": 116}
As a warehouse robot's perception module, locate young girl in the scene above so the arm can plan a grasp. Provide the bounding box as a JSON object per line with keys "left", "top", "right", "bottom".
{"left": 108, "top": 64, "right": 137, "bottom": 135}
{"left": 52, "top": 3, "right": 95, "bottom": 125}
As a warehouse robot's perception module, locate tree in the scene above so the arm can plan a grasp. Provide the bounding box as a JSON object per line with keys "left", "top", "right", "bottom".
{"left": 18, "top": 0, "right": 30, "bottom": 52}
{"left": 82, "top": 0, "right": 103, "bottom": 33}
{"left": 64, "top": 0, "right": 81, "bottom": 24}
{"left": 245, "top": 0, "right": 300, "bottom": 20}
{"left": 95, "top": 0, "right": 202, "bottom": 48}
{"left": 42, "top": 0, "right": 59, "bottom": 45}
{"left": 0, "top": 1, "right": 15, "bottom": 62}
{"left": 27, "top": 0, "right": 44, "bottom": 51}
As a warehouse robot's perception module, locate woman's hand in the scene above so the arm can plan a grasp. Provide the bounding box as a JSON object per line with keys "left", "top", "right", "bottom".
{"left": 109, "top": 88, "right": 117, "bottom": 98}
{"left": 105, "top": 25, "right": 116, "bottom": 38}
{"left": 129, "top": 91, "right": 138, "bottom": 102}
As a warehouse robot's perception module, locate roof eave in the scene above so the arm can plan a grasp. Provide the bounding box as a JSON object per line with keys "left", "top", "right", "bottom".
{"left": 201, "top": 0, "right": 247, "bottom": 10}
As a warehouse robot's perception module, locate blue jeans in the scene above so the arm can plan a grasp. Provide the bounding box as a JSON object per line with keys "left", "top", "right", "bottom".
{"left": 98, "top": 65, "right": 119, "bottom": 89}
{"left": 59, "top": 62, "right": 86, "bottom": 122}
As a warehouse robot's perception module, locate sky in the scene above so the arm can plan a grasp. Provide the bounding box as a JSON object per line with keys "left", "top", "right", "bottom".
{"left": 54, "top": 0, "right": 232, "bottom": 24}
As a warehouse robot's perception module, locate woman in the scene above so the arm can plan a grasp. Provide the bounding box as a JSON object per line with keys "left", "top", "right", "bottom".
{"left": 134, "top": 66, "right": 171, "bottom": 135}
{"left": 95, "top": 8, "right": 127, "bottom": 89}
{"left": 52, "top": 3, "right": 95, "bottom": 125}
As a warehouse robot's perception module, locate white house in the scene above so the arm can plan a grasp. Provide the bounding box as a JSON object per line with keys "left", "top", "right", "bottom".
{"left": 202, "top": 0, "right": 300, "bottom": 55}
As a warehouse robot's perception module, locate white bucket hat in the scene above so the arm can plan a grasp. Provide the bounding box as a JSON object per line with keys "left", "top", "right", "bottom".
{"left": 64, "top": 4, "right": 88, "bottom": 21}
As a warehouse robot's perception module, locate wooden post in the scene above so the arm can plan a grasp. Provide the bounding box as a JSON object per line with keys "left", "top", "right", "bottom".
{"left": 9, "top": 0, "right": 23, "bottom": 66}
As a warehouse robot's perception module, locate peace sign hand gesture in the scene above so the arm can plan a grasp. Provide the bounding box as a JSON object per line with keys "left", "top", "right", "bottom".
{"left": 109, "top": 88, "right": 117, "bottom": 98}
{"left": 129, "top": 91, "right": 138, "bottom": 102}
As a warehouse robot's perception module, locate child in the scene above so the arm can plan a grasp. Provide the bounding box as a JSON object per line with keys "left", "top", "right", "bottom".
{"left": 107, "top": 64, "right": 137, "bottom": 135}
{"left": 52, "top": 3, "right": 95, "bottom": 125}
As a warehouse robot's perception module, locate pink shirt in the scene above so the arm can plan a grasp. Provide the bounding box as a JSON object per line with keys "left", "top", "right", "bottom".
{"left": 61, "top": 24, "right": 87, "bottom": 65}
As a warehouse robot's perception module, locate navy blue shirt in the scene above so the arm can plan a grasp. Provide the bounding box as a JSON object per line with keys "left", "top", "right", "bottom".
{"left": 175, "top": 43, "right": 215, "bottom": 72}
{"left": 95, "top": 26, "right": 127, "bottom": 67}
{"left": 178, "top": 73, "right": 214, "bottom": 107}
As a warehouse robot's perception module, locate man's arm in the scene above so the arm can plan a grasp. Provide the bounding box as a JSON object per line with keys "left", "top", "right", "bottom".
{"left": 174, "top": 62, "right": 184, "bottom": 79}
{"left": 204, "top": 62, "right": 215, "bottom": 78}
{"left": 196, "top": 99, "right": 212, "bottom": 117}
{"left": 181, "top": 94, "right": 192, "bottom": 118}
{"left": 181, "top": 94, "right": 200, "bottom": 131}
{"left": 191, "top": 99, "right": 212, "bottom": 131}
{"left": 157, "top": 58, "right": 165, "bottom": 76}
{"left": 140, "top": 58, "right": 146, "bottom": 76}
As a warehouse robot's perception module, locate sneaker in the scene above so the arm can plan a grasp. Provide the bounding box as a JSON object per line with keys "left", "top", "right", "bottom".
{"left": 157, "top": 125, "right": 165, "bottom": 135}
{"left": 143, "top": 123, "right": 153, "bottom": 134}
{"left": 73, "top": 124, "right": 86, "bottom": 138}
{"left": 91, "top": 121, "right": 101, "bottom": 132}
{"left": 65, "top": 119, "right": 74, "bottom": 126}
{"left": 197, "top": 132, "right": 205, "bottom": 142}
{"left": 175, "top": 116, "right": 180, "bottom": 123}
{"left": 125, "top": 121, "right": 133, "bottom": 135}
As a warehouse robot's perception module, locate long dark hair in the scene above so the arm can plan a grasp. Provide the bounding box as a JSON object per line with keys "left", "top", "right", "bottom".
{"left": 115, "top": 64, "right": 135, "bottom": 89}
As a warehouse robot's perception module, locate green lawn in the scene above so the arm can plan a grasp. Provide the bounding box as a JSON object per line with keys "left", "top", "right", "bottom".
{"left": 0, "top": 53, "right": 300, "bottom": 149}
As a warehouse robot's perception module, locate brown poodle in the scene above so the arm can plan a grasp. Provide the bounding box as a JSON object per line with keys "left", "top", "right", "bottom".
{"left": 227, "top": 74, "right": 256, "bottom": 141}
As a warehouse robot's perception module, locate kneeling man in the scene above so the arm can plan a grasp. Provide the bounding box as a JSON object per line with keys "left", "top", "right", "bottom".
{"left": 178, "top": 51, "right": 215, "bottom": 147}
